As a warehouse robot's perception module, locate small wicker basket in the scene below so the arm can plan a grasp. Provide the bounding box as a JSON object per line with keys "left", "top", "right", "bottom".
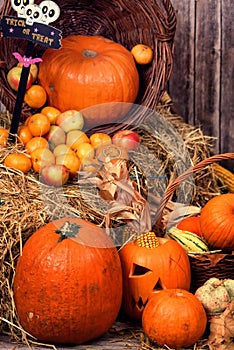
{"left": 0, "top": 0, "right": 176, "bottom": 131}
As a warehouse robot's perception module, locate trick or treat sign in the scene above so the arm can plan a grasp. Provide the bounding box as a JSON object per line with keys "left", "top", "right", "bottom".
{"left": 0, "top": 0, "right": 62, "bottom": 140}
{"left": 1, "top": 0, "right": 62, "bottom": 49}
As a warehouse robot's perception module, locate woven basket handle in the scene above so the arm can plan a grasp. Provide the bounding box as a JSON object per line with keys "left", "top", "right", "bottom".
{"left": 151, "top": 0, "right": 177, "bottom": 41}
{"left": 154, "top": 153, "right": 234, "bottom": 227}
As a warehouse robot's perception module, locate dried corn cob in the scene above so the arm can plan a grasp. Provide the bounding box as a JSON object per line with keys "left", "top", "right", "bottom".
{"left": 213, "top": 163, "right": 234, "bottom": 193}
{"left": 122, "top": 226, "right": 138, "bottom": 244}
{"left": 136, "top": 231, "right": 159, "bottom": 248}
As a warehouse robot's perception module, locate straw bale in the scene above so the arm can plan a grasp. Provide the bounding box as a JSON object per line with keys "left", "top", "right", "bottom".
{"left": 0, "top": 102, "right": 227, "bottom": 345}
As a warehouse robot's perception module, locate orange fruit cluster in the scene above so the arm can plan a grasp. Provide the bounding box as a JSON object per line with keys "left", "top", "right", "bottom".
{"left": 2, "top": 107, "right": 131, "bottom": 186}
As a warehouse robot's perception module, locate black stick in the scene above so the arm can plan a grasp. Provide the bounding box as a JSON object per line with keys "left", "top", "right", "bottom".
{"left": 8, "top": 40, "right": 35, "bottom": 143}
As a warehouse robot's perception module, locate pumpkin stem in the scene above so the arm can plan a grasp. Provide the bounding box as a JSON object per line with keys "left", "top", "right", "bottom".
{"left": 82, "top": 49, "right": 98, "bottom": 58}
{"left": 55, "top": 221, "right": 81, "bottom": 241}
{"left": 135, "top": 232, "right": 159, "bottom": 248}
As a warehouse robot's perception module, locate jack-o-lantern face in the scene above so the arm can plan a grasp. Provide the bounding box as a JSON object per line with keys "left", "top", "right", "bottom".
{"left": 119, "top": 237, "right": 191, "bottom": 321}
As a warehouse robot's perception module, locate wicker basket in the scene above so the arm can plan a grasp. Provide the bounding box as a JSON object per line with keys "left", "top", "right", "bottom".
{"left": 152, "top": 152, "right": 234, "bottom": 292}
{"left": 0, "top": 0, "right": 176, "bottom": 132}
{"left": 188, "top": 252, "right": 234, "bottom": 293}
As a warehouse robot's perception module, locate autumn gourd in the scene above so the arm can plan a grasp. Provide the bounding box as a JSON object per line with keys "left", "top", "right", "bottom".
{"left": 200, "top": 193, "right": 234, "bottom": 251}
{"left": 142, "top": 289, "right": 207, "bottom": 349}
{"left": 13, "top": 218, "right": 122, "bottom": 345}
{"left": 119, "top": 232, "right": 191, "bottom": 321}
{"left": 38, "top": 35, "right": 139, "bottom": 128}
{"left": 167, "top": 227, "right": 209, "bottom": 253}
{"left": 195, "top": 278, "right": 234, "bottom": 315}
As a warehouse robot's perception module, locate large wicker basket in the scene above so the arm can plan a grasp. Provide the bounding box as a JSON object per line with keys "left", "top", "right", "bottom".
{"left": 0, "top": 0, "right": 176, "bottom": 132}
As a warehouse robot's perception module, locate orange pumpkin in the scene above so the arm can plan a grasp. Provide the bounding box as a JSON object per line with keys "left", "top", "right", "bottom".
{"left": 200, "top": 193, "right": 234, "bottom": 251}
{"left": 38, "top": 35, "right": 139, "bottom": 127}
{"left": 142, "top": 289, "right": 207, "bottom": 349}
{"left": 13, "top": 218, "right": 122, "bottom": 345}
{"left": 119, "top": 234, "right": 191, "bottom": 321}
{"left": 177, "top": 216, "right": 202, "bottom": 236}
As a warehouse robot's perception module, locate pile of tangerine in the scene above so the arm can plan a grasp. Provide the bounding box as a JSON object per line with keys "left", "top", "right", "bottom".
{"left": 2, "top": 106, "right": 132, "bottom": 185}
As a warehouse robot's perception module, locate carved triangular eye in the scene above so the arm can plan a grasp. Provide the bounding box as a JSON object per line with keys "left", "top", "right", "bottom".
{"left": 153, "top": 279, "right": 163, "bottom": 291}
{"left": 132, "top": 263, "right": 151, "bottom": 276}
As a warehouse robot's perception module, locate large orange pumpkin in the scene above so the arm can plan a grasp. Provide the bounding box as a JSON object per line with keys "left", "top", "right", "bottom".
{"left": 142, "top": 289, "right": 207, "bottom": 349}
{"left": 13, "top": 218, "right": 122, "bottom": 345}
{"left": 200, "top": 193, "right": 234, "bottom": 251}
{"left": 119, "top": 234, "right": 191, "bottom": 321}
{"left": 38, "top": 35, "right": 139, "bottom": 128}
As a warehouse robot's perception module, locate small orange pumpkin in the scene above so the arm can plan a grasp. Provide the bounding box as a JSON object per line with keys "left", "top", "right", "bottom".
{"left": 13, "top": 218, "right": 122, "bottom": 345}
{"left": 177, "top": 216, "right": 202, "bottom": 236}
{"left": 142, "top": 289, "right": 207, "bottom": 349}
{"left": 119, "top": 233, "right": 191, "bottom": 321}
{"left": 200, "top": 193, "right": 234, "bottom": 251}
{"left": 38, "top": 35, "right": 139, "bottom": 127}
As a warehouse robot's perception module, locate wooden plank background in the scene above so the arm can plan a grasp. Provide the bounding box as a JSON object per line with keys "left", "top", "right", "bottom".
{"left": 169, "top": 0, "right": 234, "bottom": 171}
{"left": 0, "top": 0, "right": 233, "bottom": 171}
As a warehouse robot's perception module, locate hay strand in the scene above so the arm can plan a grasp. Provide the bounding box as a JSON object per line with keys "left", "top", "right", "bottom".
{"left": 0, "top": 102, "right": 231, "bottom": 347}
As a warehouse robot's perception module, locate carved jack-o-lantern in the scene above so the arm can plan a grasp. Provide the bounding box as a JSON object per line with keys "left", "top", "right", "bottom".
{"left": 119, "top": 233, "right": 191, "bottom": 321}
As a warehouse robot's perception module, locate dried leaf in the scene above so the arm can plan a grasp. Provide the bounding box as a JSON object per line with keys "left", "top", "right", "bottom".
{"left": 206, "top": 300, "right": 234, "bottom": 349}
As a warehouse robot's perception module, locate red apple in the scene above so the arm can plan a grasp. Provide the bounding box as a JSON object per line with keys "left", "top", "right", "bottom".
{"left": 7, "top": 66, "right": 33, "bottom": 91}
{"left": 40, "top": 164, "right": 69, "bottom": 187}
{"left": 112, "top": 129, "right": 140, "bottom": 151}
{"left": 17, "top": 62, "right": 38, "bottom": 82}
{"left": 45, "top": 125, "right": 66, "bottom": 151}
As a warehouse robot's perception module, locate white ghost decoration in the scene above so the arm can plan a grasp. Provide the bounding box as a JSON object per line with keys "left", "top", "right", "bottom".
{"left": 24, "top": 3, "right": 42, "bottom": 25}
{"left": 10, "top": 0, "right": 34, "bottom": 17}
{"left": 39, "top": 0, "right": 60, "bottom": 25}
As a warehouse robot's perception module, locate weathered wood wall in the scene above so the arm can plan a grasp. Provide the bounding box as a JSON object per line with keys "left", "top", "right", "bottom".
{"left": 169, "top": 0, "right": 234, "bottom": 171}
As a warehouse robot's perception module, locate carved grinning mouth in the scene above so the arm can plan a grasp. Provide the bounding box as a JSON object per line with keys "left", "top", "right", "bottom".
{"left": 131, "top": 296, "right": 149, "bottom": 310}
{"left": 130, "top": 263, "right": 164, "bottom": 310}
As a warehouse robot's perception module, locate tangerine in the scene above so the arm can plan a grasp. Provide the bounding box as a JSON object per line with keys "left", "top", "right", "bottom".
{"left": 131, "top": 44, "right": 153, "bottom": 65}
{"left": 41, "top": 106, "right": 61, "bottom": 124}
{"left": 0, "top": 128, "right": 9, "bottom": 146}
{"left": 24, "top": 116, "right": 32, "bottom": 126}
{"left": 66, "top": 130, "right": 90, "bottom": 149}
{"left": 55, "top": 153, "right": 81, "bottom": 178}
{"left": 4, "top": 153, "right": 32, "bottom": 173}
{"left": 31, "top": 148, "right": 55, "bottom": 173}
{"left": 90, "top": 132, "right": 112, "bottom": 148}
{"left": 73, "top": 142, "right": 95, "bottom": 160}
{"left": 53, "top": 144, "right": 76, "bottom": 157}
{"left": 17, "top": 125, "right": 33, "bottom": 145}
{"left": 24, "top": 85, "right": 47, "bottom": 109}
{"left": 28, "top": 113, "right": 51, "bottom": 137}
{"left": 25, "top": 136, "right": 49, "bottom": 154}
